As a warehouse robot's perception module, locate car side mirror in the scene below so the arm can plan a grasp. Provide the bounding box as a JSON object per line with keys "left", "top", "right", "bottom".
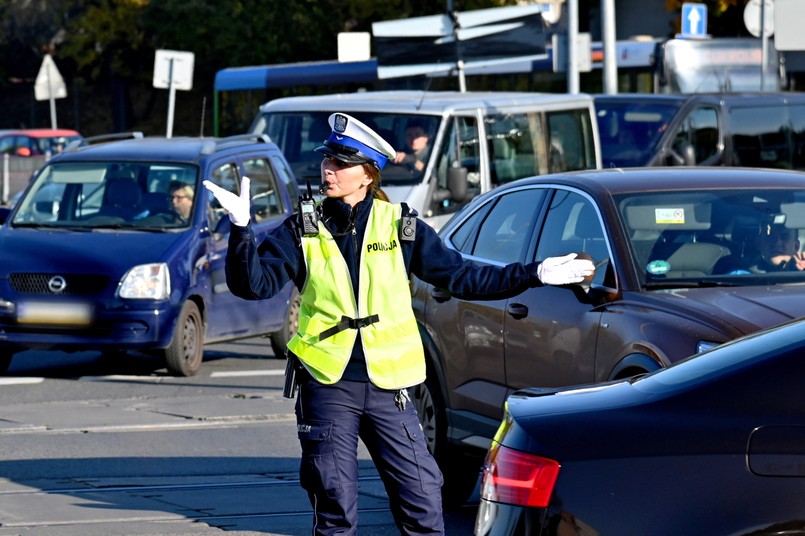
{"left": 0, "top": 207, "right": 10, "bottom": 225}
{"left": 447, "top": 166, "right": 468, "bottom": 202}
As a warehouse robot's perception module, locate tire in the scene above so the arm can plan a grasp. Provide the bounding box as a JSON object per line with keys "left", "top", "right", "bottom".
{"left": 0, "top": 351, "right": 13, "bottom": 374}
{"left": 270, "top": 287, "right": 300, "bottom": 359}
{"left": 412, "top": 366, "right": 481, "bottom": 509}
{"left": 164, "top": 301, "right": 204, "bottom": 376}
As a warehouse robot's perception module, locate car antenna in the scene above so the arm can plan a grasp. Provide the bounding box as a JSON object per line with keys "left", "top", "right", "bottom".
{"left": 199, "top": 97, "right": 206, "bottom": 137}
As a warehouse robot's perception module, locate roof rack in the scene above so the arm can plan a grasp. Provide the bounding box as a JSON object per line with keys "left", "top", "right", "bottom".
{"left": 200, "top": 133, "right": 271, "bottom": 155}
{"left": 64, "top": 132, "right": 144, "bottom": 152}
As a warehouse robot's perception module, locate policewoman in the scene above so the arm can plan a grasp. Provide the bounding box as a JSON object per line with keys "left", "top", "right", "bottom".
{"left": 204, "top": 113, "right": 594, "bottom": 536}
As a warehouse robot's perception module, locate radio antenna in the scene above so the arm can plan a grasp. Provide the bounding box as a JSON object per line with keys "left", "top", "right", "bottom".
{"left": 199, "top": 96, "right": 206, "bottom": 137}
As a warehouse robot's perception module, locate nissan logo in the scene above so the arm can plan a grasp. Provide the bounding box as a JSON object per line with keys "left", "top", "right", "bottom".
{"left": 48, "top": 276, "right": 67, "bottom": 294}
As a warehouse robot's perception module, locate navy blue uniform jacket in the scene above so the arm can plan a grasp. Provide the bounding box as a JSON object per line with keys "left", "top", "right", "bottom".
{"left": 226, "top": 195, "right": 544, "bottom": 381}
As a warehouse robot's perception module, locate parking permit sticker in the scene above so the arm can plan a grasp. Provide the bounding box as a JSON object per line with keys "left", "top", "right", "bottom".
{"left": 655, "top": 208, "right": 685, "bottom": 224}
{"left": 647, "top": 260, "right": 671, "bottom": 275}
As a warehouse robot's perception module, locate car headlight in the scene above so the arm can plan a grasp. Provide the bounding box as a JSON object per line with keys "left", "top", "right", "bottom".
{"left": 119, "top": 263, "right": 170, "bottom": 300}
{"left": 696, "top": 340, "right": 721, "bottom": 354}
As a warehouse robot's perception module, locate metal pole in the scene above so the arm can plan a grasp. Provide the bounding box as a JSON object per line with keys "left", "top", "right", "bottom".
{"left": 3, "top": 154, "right": 9, "bottom": 206}
{"left": 447, "top": 0, "right": 466, "bottom": 92}
{"left": 601, "top": 0, "right": 618, "bottom": 94}
{"left": 567, "top": 0, "right": 579, "bottom": 94}
{"left": 760, "top": 0, "right": 767, "bottom": 90}
{"left": 46, "top": 61, "right": 57, "bottom": 129}
{"left": 166, "top": 58, "right": 175, "bottom": 138}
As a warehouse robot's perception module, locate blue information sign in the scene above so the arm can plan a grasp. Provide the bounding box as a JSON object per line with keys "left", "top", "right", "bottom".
{"left": 681, "top": 3, "right": 708, "bottom": 38}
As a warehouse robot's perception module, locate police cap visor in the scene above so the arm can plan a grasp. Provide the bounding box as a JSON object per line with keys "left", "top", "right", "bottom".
{"left": 315, "top": 140, "right": 373, "bottom": 165}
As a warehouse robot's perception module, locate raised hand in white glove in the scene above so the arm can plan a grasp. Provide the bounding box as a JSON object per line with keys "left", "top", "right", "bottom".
{"left": 537, "top": 253, "right": 595, "bottom": 285}
{"left": 202, "top": 176, "right": 251, "bottom": 227}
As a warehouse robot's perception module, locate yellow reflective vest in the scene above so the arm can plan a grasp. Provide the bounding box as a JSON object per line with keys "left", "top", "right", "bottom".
{"left": 287, "top": 199, "right": 425, "bottom": 389}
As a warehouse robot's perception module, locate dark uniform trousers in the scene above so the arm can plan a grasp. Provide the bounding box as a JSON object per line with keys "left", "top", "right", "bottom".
{"left": 295, "top": 369, "right": 445, "bottom": 535}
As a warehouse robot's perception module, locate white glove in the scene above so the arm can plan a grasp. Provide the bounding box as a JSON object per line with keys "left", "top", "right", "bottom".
{"left": 537, "top": 253, "right": 595, "bottom": 285}
{"left": 203, "top": 176, "right": 251, "bottom": 227}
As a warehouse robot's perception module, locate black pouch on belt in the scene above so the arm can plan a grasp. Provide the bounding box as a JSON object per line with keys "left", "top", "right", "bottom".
{"left": 283, "top": 354, "right": 300, "bottom": 399}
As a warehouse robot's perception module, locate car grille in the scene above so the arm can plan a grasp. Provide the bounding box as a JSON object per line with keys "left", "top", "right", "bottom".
{"left": 9, "top": 273, "right": 109, "bottom": 296}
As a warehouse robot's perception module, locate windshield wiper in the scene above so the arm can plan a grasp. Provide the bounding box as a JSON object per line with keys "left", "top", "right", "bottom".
{"left": 12, "top": 222, "right": 91, "bottom": 231}
{"left": 644, "top": 279, "right": 740, "bottom": 289}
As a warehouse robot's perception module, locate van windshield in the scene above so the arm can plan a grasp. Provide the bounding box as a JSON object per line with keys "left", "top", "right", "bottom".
{"left": 595, "top": 100, "right": 682, "bottom": 167}
{"left": 254, "top": 112, "right": 441, "bottom": 186}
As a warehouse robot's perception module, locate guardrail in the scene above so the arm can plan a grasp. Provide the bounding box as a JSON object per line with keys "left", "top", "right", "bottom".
{"left": 1, "top": 154, "right": 47, "bottom": 206}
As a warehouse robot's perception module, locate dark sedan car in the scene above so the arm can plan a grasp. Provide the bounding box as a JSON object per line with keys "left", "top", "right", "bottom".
{"left": 411, "top": 167, "right": 805, "bottom": 505}
{"left": 476, "top": 318, "right": 805, "bottom": 536}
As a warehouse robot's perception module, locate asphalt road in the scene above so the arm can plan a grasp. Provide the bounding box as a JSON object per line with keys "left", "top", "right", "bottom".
{"left": 0, "top": 339, "right": 478, "bottom": 535}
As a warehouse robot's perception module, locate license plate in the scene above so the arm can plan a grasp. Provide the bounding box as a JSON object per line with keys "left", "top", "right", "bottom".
{"left": 17, "top": 301, "right": 93, "bottom": 326}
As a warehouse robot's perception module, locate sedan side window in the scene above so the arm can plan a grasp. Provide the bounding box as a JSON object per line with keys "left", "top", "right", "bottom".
{"left": 244, "top": 157, "right": 282, "bottom": 222}
{"left": 536, "top": 191, "right": 608, "bottom": 266}
{"left": 209, "top": 163, "right": 239, "bottom": 232}
{"left": 461, "top": 188, "right": 545, "bottom": 264}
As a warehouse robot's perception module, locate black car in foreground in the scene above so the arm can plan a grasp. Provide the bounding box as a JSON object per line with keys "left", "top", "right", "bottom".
{"left": 476, "top": 317, "right": 805, "bottom": 536}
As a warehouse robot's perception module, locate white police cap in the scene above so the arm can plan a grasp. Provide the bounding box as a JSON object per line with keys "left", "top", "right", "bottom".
{"left": 315, "top": 113, "right": 396, "bottom": 170}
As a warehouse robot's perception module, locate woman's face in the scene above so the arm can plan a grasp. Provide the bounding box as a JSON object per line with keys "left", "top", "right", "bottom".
{"left": 320, "top": 157, "right": 372, "bottom": 206}
{"left": 170, "top": 187, "right": 193, "bottom": 219}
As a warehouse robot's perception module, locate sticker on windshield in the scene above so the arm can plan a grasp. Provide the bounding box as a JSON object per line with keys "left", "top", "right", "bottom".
{"left": 655, "top": 208, "right": 685, "bottom": 224}
{"left": 647, "top": 260, "right": 671, "bottom": 275}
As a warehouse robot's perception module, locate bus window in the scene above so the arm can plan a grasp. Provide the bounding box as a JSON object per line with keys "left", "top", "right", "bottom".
{"left": 659, "top": 38, "right": 781, "bottom": 93}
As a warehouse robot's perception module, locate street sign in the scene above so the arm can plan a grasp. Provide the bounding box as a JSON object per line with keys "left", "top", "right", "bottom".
{"left": 34, "top": 54, "right": 67, "bottom": 129}
{"left": 372, "top": 5, "right": 547, "bottom": 82}
{"left": 680, "top": 3, "right": 708, "bottom": 38}
{"left": 552, "top": 32, "right": 592, "bottom": 73}
{"left": 744, "top": 0, "right": 774, "bottom": 38}
{"left": 34, "top": 54, "right": 67, "bottom": 101}
{"left": 153, "top": 49, "right": 194, "bottom": 91}
{"left": 153, "top": 50, "right": 195, "bottom": 138}
{"left": 338, "top": 32, "right": 371, "bottom": 63}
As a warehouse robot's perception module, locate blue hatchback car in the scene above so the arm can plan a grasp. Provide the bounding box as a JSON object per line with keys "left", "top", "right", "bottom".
{"left": 0, "top": 133, "right": 301, "bottom": 376}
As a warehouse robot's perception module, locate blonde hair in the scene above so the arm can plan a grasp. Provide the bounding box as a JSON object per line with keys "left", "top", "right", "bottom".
{"left": 364, "top": 164, "right": 389, "bottom": 202}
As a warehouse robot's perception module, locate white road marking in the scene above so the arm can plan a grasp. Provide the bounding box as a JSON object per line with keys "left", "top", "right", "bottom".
{"left": 210, "top": 370, "right": 284, "bottom": 377}
{"left": 79, "top": 375, "right": 165, "bottom": 382}
{"left": 0, "top": 377, "right": 45, "bottom": 385}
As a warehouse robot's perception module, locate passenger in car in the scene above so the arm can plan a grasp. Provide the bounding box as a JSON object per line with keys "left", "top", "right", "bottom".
{"left": 204, "top": 112, "right": 594, "bottom": 536}
{"left": 752, "top": 225, "right": 805, "bottom": 271}
{"left": 392, "top": 119, "right": 431, "bottom": 172}
{"left": 717, "top": 224, "right": 805, "bottom": 273}
{"left": 168, "top": 180, "right": 194, "bottom": 222}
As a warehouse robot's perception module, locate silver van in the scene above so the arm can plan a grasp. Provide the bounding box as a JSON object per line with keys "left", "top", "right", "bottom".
{"left": 250, "top": 91, "right": 601, "bottom": 228}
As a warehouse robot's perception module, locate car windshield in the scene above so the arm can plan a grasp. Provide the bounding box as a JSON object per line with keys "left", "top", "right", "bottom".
{"left": 12, "top": 162, "right": 198, "bottom": 230}
{"left": 596, "top": 101, "right": 682, "bottom": 167}
{"left": 255, "top": 111, "right": 441, "bottom": 186}
{"left": 616, "top": 188, "right": 805, "bottom": 286}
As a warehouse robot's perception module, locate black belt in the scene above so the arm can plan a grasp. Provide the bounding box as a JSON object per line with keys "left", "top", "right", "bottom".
{"left": 318, "top": 314, "right": 380, "bottom": 341}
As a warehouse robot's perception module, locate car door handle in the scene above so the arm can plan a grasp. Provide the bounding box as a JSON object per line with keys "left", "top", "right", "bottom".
{"left": 506, "top": 303, "right": 528, "bottom": 319}
{"left": 430, "top": 288, "right": 451, "bottom": 303}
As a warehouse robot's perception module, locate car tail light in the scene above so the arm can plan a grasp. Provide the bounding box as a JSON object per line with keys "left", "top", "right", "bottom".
{"left": 480, "top": 442, "right": 560, "bottom": 508}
